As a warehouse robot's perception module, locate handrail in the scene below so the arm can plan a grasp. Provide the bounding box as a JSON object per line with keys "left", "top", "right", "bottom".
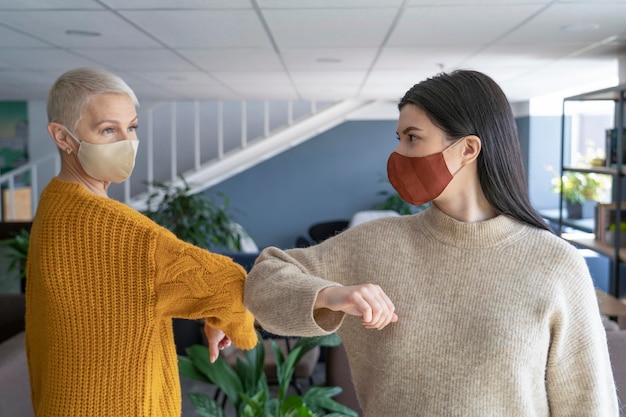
{"left": 0, "top": 98, "right": 366, "bottom": 221}
{"left": 0, "top": 153, "right": 59, "bottom": 221}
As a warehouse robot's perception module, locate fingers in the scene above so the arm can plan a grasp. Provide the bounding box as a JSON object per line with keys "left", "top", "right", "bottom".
{"left": 356, "top": 284, "right": 397, "bottom": 330}
{"left": 204, "top": 324, "right": 230, "bottom": 363}
{"left": 317, "top": 284, "right": 397, "bottom": 331}
{"left": 208, "top": 337, "right": 219, "bottom": 363}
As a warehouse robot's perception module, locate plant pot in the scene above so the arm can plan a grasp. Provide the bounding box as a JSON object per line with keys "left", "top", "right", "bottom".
{"left": 566, "top": 201, "right": 583, "bottom": 219}
{"left": 566, "top": 201, "right": 596, "bottom": 219}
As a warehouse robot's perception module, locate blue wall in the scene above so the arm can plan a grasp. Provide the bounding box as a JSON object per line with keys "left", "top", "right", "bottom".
{"left": 528, "top": 115, "right": 562, "bottom": 210}
{"left": 210, "top": 115, "right": 566, "bottom": 250}
{"left": 206, "top": 120, "right": 398, "bottom": 249}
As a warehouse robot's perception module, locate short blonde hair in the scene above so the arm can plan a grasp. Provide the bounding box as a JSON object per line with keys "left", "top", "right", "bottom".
{"left": 46, "top": 67, "right": 139, "bottom": 131}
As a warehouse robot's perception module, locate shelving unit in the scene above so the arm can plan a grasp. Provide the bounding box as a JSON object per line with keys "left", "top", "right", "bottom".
{"left": 557, "top": 84, "right": 626, "bottom": 297}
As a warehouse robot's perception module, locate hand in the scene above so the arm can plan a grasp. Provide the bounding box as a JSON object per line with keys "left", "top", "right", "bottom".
{"left": 203, "top": 322, "right": 232, "bottom": 363}
{"left": 315, "top": 284, "right": 398, "bottom": 330}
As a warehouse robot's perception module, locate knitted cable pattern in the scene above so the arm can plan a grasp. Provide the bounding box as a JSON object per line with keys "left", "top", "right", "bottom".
{"left": 26, "top": 177, "right": 257, "bottom": 417}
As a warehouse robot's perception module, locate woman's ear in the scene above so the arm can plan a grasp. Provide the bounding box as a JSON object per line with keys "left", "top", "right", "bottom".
{"left": 48, "top": 122, "right": 72, "bottom": 153}
{"left": 460, "top": 135, "right": 481, "bottom": 164}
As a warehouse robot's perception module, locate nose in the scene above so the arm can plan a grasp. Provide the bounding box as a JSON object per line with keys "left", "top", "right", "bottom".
{"left": 394, "top": 142, "right": 410, "bottom": 157}
{"left": 123, "top": 132, "right": 139, "bottom": 142}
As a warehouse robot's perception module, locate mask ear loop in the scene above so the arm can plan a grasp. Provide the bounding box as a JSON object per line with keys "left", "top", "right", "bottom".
{"left": 61, "top": 126, "right": 81, "bottom": 157}
{"left": 443, "top": 137, "right": 467, "bottom": 176}
{"left": 62, "top": 126, "right": 81, "bottom": 144}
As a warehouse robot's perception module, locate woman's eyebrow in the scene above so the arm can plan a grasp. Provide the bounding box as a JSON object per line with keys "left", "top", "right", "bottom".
{"left": 93, "top": 115, "right": 139, "bottom": 128}
{"left": 400, "top": 126, "right": 422, "bottom": 135}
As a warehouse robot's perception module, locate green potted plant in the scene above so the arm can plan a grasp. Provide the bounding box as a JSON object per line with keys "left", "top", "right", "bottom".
{"left": 375, "top": 175, "right": 428, "bottom": 215}
{"left": 0, "top": 228, "right": 30, "bottom": 293}
{"left": 551, "top": 171, "right": 606, "bottom": 219}
{"left": 142, "top": 176, "right": 243, "bottom": 252}
{"left": 179, "top": 333, "right": 357, "bottom": 417}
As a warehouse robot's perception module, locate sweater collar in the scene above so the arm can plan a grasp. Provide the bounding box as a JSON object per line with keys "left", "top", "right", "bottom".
{"left": 419, "top": 204, "right": 528, "bottom": 249}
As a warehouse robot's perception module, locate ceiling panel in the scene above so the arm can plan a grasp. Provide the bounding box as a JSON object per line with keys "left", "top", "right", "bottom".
{"left": 374, "top": 46, "right": 471, "bottom": 71}
{"left": 360, "top": 69, "right": 439, "bottom": 99}
{"left": 259, "top": 0, "right": 405, "bottom": 7}
{"left": 0, "top": 49, "right": 103, "bottom": 71}
{"left": 100, "top": 0, "right": 251, "bottom": 9}
{"left": 404, "top": 0, "right": 550, "bottom": 4}
{"left": 265, "top": 8, "right": 398, "bottom": 48}
{"left": 74, "top": 49, "right": 197, "bottom": 71}
{"left": 390, "top": 4, "right": 547, "bottom": 47}
{"left": 502, "top": 3, "right": 626, "bottom": 44}
{"left": 118, "top": 10, "right": 272, "bottom": 49}
{"left": 499, "top": 60, "right": 618, "bottom": 100}
{"left": 180, "top": 48, "right": 283, "bottom": 72}
{"left": 0, "top": 0, "right": 104, "bottom": 10}
{"left": 0, "top": 10, "right": 161, "bottom": 48}
{"left": 281, "top": 48, "right": 378, "bottom": 71}
{"left": 0, "top": 1, "right": 623, "bottom": 103}
{"left": 211, "top": 71, "right": 297, "bottom": 99}
{"left": 124, "top": 70, "right": 233, "bottom": 100}
{"left": 0, "top": 25, "right": 49, "bottom": 47}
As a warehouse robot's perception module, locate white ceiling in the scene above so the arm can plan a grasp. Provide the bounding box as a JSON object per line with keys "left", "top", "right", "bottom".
{"left": 0, "top": 0, "right": 625, "bottom": 104}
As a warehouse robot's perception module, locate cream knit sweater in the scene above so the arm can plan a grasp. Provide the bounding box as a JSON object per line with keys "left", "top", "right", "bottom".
{"left": 26, "top": 178, "right": 257, "bottom": 417}
{"left": 245, "top": 205, "right": 619, "bottom": 416}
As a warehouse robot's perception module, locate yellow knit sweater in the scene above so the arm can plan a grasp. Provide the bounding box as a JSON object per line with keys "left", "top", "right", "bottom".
{"left": 25, "top": 177, "right": 258, "bottom": 417}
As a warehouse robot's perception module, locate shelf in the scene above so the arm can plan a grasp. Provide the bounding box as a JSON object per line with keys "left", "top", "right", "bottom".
{"left": 540, "top": 209, "right": 594, "bottom": 233}
{"left": 560, "top": 84, "right": 626, "bottom": 297}
{"left": 562, "top": 166, "right": 620, "bottom": 176}
{"left": 562, "top": 234, "right": 626, "bottom": 262}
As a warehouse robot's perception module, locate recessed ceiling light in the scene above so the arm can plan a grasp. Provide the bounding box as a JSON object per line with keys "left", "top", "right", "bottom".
{"left": 65, "top": 29, "right": 101, "bottom": 37}
{"left": 316, "top": 58, "right": 342, "bottom": 63}
{"left": 560, "top": 23, "right": 599, "bottom": 32}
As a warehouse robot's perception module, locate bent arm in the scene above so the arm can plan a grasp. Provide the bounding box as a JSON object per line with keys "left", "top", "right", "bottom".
{"left": 245, "top": 245, "right": 397, "bottom": 336}
{"left": 245, "top": 246, "right": 344, "bottom": 337}
{"left": 153, "top": 232, "right": 258, "bottom": 350}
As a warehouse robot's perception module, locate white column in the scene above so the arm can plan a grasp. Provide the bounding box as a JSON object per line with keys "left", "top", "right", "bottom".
{"left": 619, "top": 54, "right": 626, "bottom": 84}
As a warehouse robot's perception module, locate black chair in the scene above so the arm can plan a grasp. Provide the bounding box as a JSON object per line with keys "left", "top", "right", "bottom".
{"left": 308, "top": 220, "right": 349, "bottom": 244}
{"left": 295, "top": 236, "right": 313, "bottom": 248}
{"left": 222, "top": 251, "right": 259, "bottom": 272}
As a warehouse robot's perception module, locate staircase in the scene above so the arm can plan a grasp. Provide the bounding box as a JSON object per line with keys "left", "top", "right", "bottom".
{"left": 0, "top": 98, "right": 375, "bottom": 220}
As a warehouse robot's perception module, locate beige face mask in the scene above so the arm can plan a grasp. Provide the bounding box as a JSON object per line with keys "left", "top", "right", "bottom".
{"left": 64, "top": 127, "right": 138, "bottom": 183}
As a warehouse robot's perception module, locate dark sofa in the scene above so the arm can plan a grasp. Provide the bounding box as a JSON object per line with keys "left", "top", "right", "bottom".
{"left": 0, "top": 293, "right": 34, "bottom": 416}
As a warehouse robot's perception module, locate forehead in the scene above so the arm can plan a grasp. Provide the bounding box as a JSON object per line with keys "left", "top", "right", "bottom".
{"left": 396, "top": 104, "right": 438, "bottom": 133}
{"left": 80, "top": 93, "right": 137, "bottom": 126}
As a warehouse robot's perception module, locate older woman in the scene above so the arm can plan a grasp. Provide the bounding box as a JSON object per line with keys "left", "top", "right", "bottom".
{"left": 25, "top": 67, "right": 257, "bottom": 417}
{"left": 245, "top": 70, "right": 619, "bottom": 416}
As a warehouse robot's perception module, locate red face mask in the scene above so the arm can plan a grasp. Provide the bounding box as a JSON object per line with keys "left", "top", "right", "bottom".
{"left": 386, "top": 140, "right": 462, "bottom": 206}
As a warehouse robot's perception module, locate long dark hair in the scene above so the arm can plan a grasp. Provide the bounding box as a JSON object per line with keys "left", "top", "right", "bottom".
{"left": 399, "top": 69, "right": 551, "bottom": 232}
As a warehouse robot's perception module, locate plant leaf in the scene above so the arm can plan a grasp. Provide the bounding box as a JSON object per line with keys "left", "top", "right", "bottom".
{"left": 188, "top": 392, "right": 226, "bottom": 417}
{"left": 178, "top": 355, "right": 210, "bottom": 383}
{"left": 186, "top": 344, "right": 243, "bottom": 407}
{"left": 302, "top": 386, "right": 358, "bottom": 416}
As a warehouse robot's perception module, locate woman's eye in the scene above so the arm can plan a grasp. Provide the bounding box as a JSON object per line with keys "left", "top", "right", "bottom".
{"left": 128, "top": 125, "right": 138, "bottom": 132}
{"left": 102, "top": 127, "right": 115, "bottom": 134}
{"left": 408, "top": 134, "right": 418, "bottom": 142}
